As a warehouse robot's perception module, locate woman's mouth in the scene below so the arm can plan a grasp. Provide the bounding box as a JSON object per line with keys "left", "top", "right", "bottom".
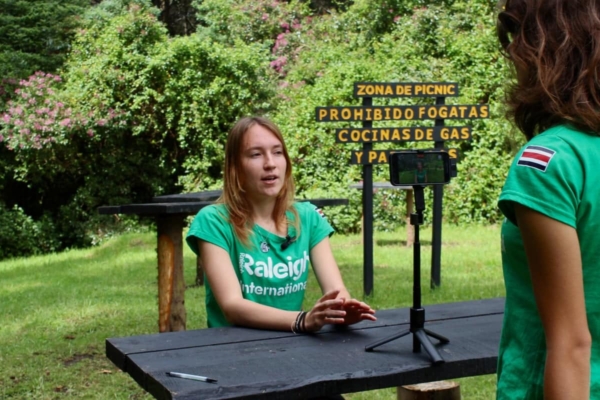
{"left": 262, "top": 175, "right": 277, "bottom": 183}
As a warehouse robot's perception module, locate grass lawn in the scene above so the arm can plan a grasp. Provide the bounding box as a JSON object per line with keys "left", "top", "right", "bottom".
{"left": 0, "top": 224, "right": 504, "bottom": 399}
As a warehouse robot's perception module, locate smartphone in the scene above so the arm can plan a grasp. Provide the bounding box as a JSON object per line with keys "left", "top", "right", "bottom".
{"left": 389, "top": 150, "right": 451, "bottom": 186}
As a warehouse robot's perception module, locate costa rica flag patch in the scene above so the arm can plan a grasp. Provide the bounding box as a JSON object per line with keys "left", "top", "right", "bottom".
{"left": 315, "top": 207, "right": 326, "bottom": 218}
{"left": 517, "top": 145, "right": 556, "bottom": 172}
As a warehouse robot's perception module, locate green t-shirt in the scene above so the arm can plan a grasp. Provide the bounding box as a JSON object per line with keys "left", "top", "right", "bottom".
{"left": 415, "top": 169, "right": 427, "bottom": 183}
{"left": 186, "top": 201, "right": 334, "bottom": 328}
{"left": 497, "top": 124, "right": 600, "bottom": 399}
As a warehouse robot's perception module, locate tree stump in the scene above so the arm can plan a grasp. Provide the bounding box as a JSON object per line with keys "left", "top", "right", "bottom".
{"left": 397, "top": 381, "right": 460, "bottom": 400}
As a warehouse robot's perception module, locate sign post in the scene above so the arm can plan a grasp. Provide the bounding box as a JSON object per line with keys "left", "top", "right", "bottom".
{"left": 315, "top": 82, "right": 488, "bottom": 295}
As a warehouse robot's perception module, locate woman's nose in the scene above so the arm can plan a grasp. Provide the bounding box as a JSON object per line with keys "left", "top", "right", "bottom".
{"left": 264, "top": 154, "right": 275, "bottom": 168}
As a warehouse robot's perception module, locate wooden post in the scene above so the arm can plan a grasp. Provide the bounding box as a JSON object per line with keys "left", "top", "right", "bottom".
{"left": 157, "top": 215, "right": 187, "bottom": 332}
{"left": 398, "top": 381, "right": 460, "bottom": 400}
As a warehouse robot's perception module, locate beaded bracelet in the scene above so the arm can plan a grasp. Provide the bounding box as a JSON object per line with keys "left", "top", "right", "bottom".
{"left": 295, "top": 311, "right": 306, "bottom": 333}
{"left": 291, "top": 311, "right": 304, "bottom": 334}
{"left": 299, "top": 310, "right": 308, "bottom": 333}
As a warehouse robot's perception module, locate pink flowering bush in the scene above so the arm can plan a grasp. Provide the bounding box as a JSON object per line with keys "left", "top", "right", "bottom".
{"left": 0, "top": 72, "right": 122, "bottom": 151}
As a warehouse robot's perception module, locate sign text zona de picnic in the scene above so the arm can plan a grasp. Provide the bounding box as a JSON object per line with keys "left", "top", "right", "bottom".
{"left": 315, "top": 104, "right": 489, "bottom": 122}
{"left": 354, "top": 82, "right": 459, "bottom": 97}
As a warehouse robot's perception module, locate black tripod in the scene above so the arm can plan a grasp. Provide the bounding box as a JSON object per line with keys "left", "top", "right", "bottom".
{"left": 365, "top": 185, "right": 449, "bottom": 364}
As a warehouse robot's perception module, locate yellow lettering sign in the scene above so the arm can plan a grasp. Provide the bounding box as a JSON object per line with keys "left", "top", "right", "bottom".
{"left": 355, "top": 151, "right": 363, "bottom": 164}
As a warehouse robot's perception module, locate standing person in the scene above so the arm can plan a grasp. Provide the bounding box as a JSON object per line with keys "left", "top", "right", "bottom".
{"left": 496, "top": 1, "right": 600, "bottom": 399}
{"left": 414, "top": 161, "right": 428, "bottom": 184}
{"left": 186, "top": 116, "right": 376, "bottom": 333}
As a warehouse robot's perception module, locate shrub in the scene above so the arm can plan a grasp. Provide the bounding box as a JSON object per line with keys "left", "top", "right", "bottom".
{"left": 0, "top": 3, "right": 278, "bottom": 255}
{"left": 0, "top": 203, "right": 59, "bottom": 260}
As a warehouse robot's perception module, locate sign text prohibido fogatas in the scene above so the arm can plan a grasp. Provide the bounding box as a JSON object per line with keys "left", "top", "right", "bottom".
{"left": 314, "top": 82, "right": 489, "bottom": 295}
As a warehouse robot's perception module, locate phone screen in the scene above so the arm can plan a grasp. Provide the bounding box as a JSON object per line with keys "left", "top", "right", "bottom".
{"left": 389, "top": 151, "right": 451, "bottom": 186}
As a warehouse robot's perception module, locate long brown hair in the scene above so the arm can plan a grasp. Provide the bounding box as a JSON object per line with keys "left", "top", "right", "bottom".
{"left": 219, "top": 116, "right": 299, "bottom": 245}
{"left": 497, "top": 0, "right": 600, "bottom": 139}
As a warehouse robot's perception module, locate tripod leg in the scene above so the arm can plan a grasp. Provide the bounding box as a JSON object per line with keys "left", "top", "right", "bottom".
{"left": 414, "top": 329, "right": 445, "bottom": 364}
{"left": 365, "top": 329, "right": 411, "bottom": 352}
{"left": 423, "top": 328, "right": 450, "bottom": 344}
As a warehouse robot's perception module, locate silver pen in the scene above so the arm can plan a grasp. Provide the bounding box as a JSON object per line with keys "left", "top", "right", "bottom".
{"left": 167, "top": 371, "right": 218, "bottom": 383}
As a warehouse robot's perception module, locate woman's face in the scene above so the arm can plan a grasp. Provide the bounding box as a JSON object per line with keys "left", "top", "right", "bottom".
{"left": 240, "top": 124, "right": 287, "bottom": 203}
{"left": 417, "top": 162, "right": 423, "bottom": 170}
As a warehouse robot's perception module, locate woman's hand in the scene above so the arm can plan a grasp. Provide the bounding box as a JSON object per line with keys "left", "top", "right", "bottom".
{"left": 338, "top": 298, "right": 376, "bottom": 325}
{"left": 304, "top": 290, "right": 377, "bottom": 332}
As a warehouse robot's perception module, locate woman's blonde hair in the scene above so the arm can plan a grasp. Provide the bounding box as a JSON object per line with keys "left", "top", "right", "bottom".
{"left": 219, "top": 116, "right": 299, "bottom": 245}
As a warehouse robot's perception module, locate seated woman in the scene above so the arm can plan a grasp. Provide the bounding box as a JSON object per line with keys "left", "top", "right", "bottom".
{"left": 186, "top": 116, "right": 376, "bottom": 333}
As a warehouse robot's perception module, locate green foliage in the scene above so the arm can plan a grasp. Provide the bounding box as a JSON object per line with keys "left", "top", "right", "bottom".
{"left": 0, "top": 3, "right": 277, "bottom": 256}
{"left": 193, "top": 0, "right": 311, "bottom": 45}
{"left": 270, "top": 0, "right": 516, "bottom": 229}
{"left": 0, "top": 0, "right": 89, "bottom": 80}
{"left": 81, "top": 0, "right": 158, "bottom": 26}
{"left": 0, "top": 0, "right": 524, "bottom": 257}
{"left": 0, "top": 203, "right": 58, "bottom": 260}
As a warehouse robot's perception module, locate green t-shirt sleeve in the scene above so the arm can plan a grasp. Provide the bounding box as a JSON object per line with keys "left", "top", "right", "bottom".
{"left": 296, "top": 202, "right": 334, "bottom": 249}
{"left": 185, "top": 205, "right": 233, "bottom": 256}
{"left": 498, "top": 135, "right": 582, "bottom": 228}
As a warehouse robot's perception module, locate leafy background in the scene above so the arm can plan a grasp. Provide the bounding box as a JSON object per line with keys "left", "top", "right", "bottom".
{"left": 0, "top": 0, "right": 522, "bottom": 259}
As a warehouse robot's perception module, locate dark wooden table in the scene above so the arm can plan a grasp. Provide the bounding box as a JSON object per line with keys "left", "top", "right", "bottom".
{"left": 107, "top": 297, "right": 503, "bottom": 400}
{"left": 98, "top": 191, "right": 349, "bottom": 333}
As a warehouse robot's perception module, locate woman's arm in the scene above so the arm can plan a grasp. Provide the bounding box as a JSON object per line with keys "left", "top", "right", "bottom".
{"left": 515, "top": 204, "right": 591, "bottom": 400}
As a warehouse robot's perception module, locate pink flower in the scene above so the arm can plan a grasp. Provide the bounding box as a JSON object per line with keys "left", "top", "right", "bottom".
{"left": 262, "top": 13, "right": 269, "bottom": 21}
{"left": 87, "top": 129, "right": 94, "bottom": 137}
{"left": 59, "top": 118, "right": 71, "bottom": 127}
{"left": 97, "top": 119, "right": 107, "bottom": 126}
{"left": 270, "top": 56, "right": 288, "bottom": 73}
{"left": 2, "top": 114, "right": 9, "bottom": 123}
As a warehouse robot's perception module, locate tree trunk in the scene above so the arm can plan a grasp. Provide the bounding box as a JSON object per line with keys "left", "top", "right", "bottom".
{"left": 397, "top": 381, "right": 461, "bottom": 400}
